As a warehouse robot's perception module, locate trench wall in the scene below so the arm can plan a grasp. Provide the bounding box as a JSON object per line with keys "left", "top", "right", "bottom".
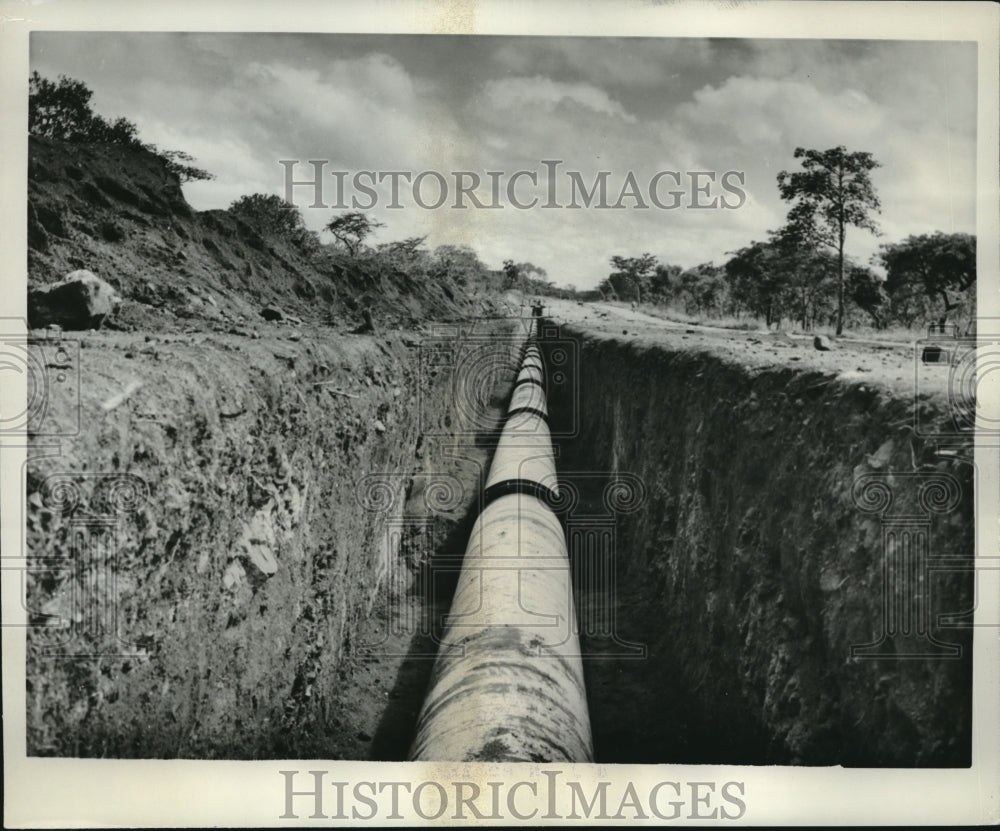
{"left": 546, "top": 324, "right": 974, "bottom": 766}
{"left": 25, "top": 321, "right": 523, "bottom": 758}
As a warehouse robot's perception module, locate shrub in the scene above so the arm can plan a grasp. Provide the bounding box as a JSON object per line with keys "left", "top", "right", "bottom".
{"left": 228, "top": 193, "right": 319, "bottom": 254}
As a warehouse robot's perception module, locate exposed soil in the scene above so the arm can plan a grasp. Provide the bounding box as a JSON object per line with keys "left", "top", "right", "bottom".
{"left": 25, "top": 319, "right": 525, "bottom": 758}
{"left": 541, "top": 300, "right": 974, "bottom": 766}
{"left": 545, "top": 298, "right": 943, "bottom": 398}
{"left": 27, "top": 136, "right": 497, "bottom": 333}
{"left": 24, "top": 134, "right": 531, "bottom": 760}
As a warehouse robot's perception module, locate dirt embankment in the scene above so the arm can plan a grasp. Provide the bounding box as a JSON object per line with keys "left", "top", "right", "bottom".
{"left": 26, "top": 320, "right": 524, "bottom": 758}
{"left": 27, "top": 136, "right": 483, "bottom": 332}
{"left": 545, "top": 320, "right": 973, "bottom": 766}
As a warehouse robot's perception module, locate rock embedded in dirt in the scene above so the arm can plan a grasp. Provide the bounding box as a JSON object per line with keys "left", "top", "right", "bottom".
{"left": 813, "top": 335, "right": 835, "bottom": 351}
{"left": 222, "top": 560, "right": 247, "bottom": 590}
{"left": 28, "top": 269, "right": 121, "bottom": 330}
{"left": 260, "top": 306, "right": 285, "bottom": 322}
{"left": 350, "top": 308, "right": 378, "bottom": 335}
{"left": 236, "top": 509, "right": 279, "bottom": 576}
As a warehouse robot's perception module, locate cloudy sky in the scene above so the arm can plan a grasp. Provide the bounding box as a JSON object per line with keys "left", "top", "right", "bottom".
{"left": 31, "top": 32, "right": 977, "bottom": 289}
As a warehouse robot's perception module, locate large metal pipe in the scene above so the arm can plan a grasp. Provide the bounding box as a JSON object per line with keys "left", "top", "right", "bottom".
{"left": 408, "top": 321, "right": 594, "bottom": 763}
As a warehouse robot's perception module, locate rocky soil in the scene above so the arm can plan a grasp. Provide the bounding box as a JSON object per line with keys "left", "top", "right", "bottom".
{"left": 27, "top": 136, "right": 492, "bottom": 333}
{"left": 542, "top": 300, "right": 974, "bottom": 766}
{"left": 24, "top": 134, "right": 528, "bottom": 758}
{"left": 25, "top": 320, "right": 524, "bottom": 757}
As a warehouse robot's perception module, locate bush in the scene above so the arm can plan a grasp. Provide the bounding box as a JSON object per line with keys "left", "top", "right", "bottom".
{"left": 228, "top": 194, "right": 319, "bottom": 254}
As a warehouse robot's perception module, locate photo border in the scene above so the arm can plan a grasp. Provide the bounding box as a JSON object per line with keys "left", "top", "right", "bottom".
{"left": 2, "top": 0, "right": 998, "bottom": 826}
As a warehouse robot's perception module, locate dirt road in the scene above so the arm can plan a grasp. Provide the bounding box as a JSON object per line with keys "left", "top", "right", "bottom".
{"left": 541, "top": 298, "right": 954, "bottom": 403}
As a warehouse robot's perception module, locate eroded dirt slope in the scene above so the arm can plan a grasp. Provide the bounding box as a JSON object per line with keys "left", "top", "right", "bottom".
{"left": 27, "top": 136, "right": 482, "bottom": 332}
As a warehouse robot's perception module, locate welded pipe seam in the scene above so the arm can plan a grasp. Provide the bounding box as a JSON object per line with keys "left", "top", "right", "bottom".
{"left": 515, "top": 372, "right": 544, "bottom": 388}
{"left": 512, "top": 374, "right": 545, "bottom": 391}
{"left": 481, "top": 477, "right": 560, "bottom": 509}
{"left": 507, "top": 380, "right": 548, "bottom": 415}
{"left": 504, "top": 405, "right": 549, "bottom": 422}
{"left": 484, "top": 412, "right": 557, "bottom": 493}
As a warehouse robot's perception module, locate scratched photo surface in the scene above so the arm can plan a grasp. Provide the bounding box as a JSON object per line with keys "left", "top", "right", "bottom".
{"left": 22, "top": 32, "right": 977, "bottom": 767}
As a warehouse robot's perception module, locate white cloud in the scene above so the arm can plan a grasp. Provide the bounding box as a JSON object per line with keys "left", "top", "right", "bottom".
{"left": 492, "top": 37, "right": 714, "bottom": 90}
{"left": 679, "top": 76, "right": 886, "bottom": 150}
{"left": 481, "top": 76, "right": 637, "bottom": 123}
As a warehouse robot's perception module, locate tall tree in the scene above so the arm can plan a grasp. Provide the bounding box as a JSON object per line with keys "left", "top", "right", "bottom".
{"left": 609, "top": 253, "right": 657, "bottom": 304}
{"left": 777, "top": 146, "right": 881, "bottom": 335}
{"left": 724, "top": 241, "right": 788, "bottom": 327}
{"left": 769, "top": 220, "right": 837, "bottom": 331}
{"left": 880, "top": 232, "right": 976, "bottom": 327}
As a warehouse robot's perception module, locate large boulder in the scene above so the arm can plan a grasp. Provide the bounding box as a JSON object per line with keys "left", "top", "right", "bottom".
{"left": 28, "top": 270, "right": 121, "bottom": 330}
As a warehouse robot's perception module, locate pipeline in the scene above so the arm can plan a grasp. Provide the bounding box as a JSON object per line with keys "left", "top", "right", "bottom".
{"left": 408, "top": 319, "right": 594, "bottom": 763}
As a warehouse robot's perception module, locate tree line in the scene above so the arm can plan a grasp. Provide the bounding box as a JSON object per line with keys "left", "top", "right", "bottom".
{"left": 226, "top": 195, "right": 546, "bottom": 297}
{"left": 600, "top": 146, "right": 976, "bottom": 333}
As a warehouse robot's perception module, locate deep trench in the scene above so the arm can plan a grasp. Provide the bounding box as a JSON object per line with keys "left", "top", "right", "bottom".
{"left": 25, "top": 320, "right": 971, "bottom": 763}
{"left": 369, "top": 321, "right": 973, "bottom": 767}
